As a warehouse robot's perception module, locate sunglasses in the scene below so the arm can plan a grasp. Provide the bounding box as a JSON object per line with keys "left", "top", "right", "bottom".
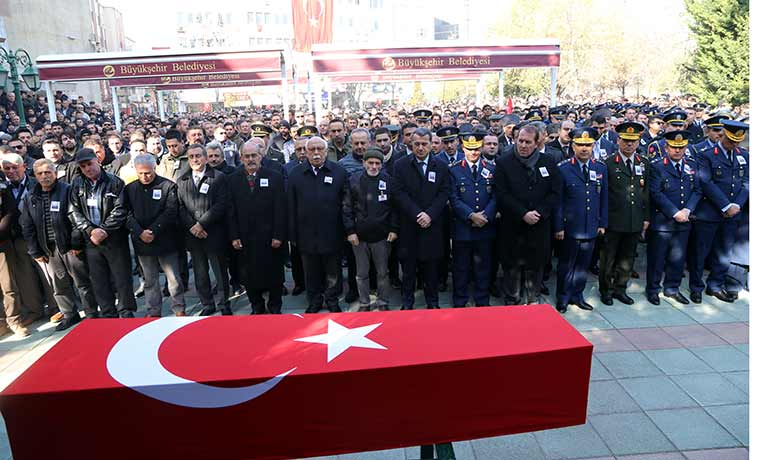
{"left": 11, "top": 145, "right": 24, "bottom": 150}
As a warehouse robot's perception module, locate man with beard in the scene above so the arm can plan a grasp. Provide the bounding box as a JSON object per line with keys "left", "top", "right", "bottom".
{"left": 392, "top": 128, "right": 451, "bottom": 309}
{"left": 229, "top": 141, "right": 287, "bottom": 314}
{"left": 268, "top": 120, "right": 295, "bottom": 164}
{"left": 493, "top": 124, "right": 561, "bottom": 306}
{"left": 288, "top": 136, "right": 349, "bottom": 313}
{"left": 60, "top": 130, "right": 78, "bottom": 160}
{"left": 206, "top": 142, "right": 236, "bottom": 175}
{"left": 41, "top": 138, "right": 78, "bottom": 184}
{"left": 554, "top": 128, "right": 608, "bottom": 313}
{"left": 327, "top": 119, "right": 350, "bottom": 162}
{"left": 155, "top": 129, "right": 190, "bottom": 181}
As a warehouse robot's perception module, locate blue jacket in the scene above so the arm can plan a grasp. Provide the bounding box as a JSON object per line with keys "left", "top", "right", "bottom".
{"left": 554, "top": 157, "right": 608, "bottom": 239}
{"left": 648, "top": 156, "right": 702, "bottom": 232}
{"left": 647, "top": 138, "right": 698, "bottom": 162}
{"left": 693, "top": 144, "right": 749, "bottom": 222}
{"left": 436, "top": 150, "right": 464, "bottom": 166}
{"left": 448, "top": 159, "right": 497, "bottom": 241}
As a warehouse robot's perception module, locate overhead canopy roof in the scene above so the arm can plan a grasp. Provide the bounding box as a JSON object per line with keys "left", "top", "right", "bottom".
{"left": 311, "top": 40, "right": 560, "bottom": 75}
{"left": 36, "top": 48, "right": 285, "bottom": 83}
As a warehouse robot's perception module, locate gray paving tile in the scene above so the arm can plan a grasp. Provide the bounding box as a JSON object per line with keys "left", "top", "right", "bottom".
{"left": 470, "top": 433, "right": 545, "bottom": 460}
{"left": 595, "top": 351, "right": 663, "bottom": 379}
{"left": 647, "top": 408, "right": 740, "bottom": 450}
{"left": 619, "top": 376, "right": 698, "bottom": 410}
{"left": 714, "top": 304, "right": 750, "bottom": 322}
{"left": 534, "top": 422, "right": 611, "bottom": 459}
{"left": 670, "top": 373, "right": 747, "bottom": 406}
{"left": 721, "top": 371, "right": 748, "bottom": 394}
{"left": 564, "top": 311, "right": 616, "bottom": 331}
{"left": 404, "top": 441, "right": 474, "bottom": 460}
{"left": 641, "top": 348, "right": 713, "bottom": 375}
{"left": 647, "top": 308, "right": 700, "bottom": 327}
{"left": 703, "top": 323, "right": 749, "bottom": 344}
{"left": 704, "top": 404, "right": 748, "bottom": 447}
{"left": 616, "top": 453, "right": 686, "bottom": 460}
{"left": 661, "top": 325, "right": 727, "bottom": 348}
{"left": 689, "top": 346, "right": 748, "bottom": 372}
{"left": 598, "top": 309, "right": 659, "bottom": 329}
{"left": 590, "top": 356, "right": 614, "bottom": 381}
{"left": 676, "top": 305, "right": 741, "bottom": 324}
{"left": 581, "top": 330, "right": 636, "bottom": 352}
{"left": 732, "top": 343, "right": 749, "bottom": 355}
{"left": 682, "top": 447, "right": 749, "bottom": 460}
{"left": 589, "top": 412, "right": 674, "bottom": 456}
{"left": 337, "top": 448, "right": 407, "bottom": 459}
{"left": 618, "top": 328, "right": 682, "bottom": 350}
{"left": 587, "top": 380, "right": 641, "bottom": 415}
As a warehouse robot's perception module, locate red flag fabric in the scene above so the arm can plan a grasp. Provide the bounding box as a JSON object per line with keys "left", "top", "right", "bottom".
{"left": 0, "top": 305, "right": 592, "bottom": 460}
{"left": 292, "top": 0, "right": 333, "bottom": 52}
{"left": 507, "top": 97, "right": 514, "bottom": 114}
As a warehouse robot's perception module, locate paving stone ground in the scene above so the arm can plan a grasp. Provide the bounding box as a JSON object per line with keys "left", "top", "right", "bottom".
{"left": 0, "top": 255, "right": 749, "bottom": 460}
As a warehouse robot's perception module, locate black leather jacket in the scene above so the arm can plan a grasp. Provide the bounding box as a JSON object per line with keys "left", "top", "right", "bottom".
{"left": 20, "top": 180, "right": 83, "bottom": 258}
{"left": 68, "top": 170, "right": 128, "bottom": 244}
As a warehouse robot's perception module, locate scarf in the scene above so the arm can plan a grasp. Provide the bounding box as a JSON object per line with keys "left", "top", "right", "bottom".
{"left": 515, "top": 149, "right": 540, "bottom": 182}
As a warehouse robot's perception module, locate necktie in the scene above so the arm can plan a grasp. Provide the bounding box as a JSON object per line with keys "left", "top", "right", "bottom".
{"left": 675, "top": 163, "right": 681, "bottom": 176}
{"left": 582, "top": 164, "right": 589, "bottom": 182}
{"left": 728, "top": 150, "right": 733, "bottom": 164}
{"left": 471, "top": 164, "right": 478, "bottom": 180}
{"left": 626, "top": 159, "right": 633, "bottom": 175}
{"left": 418, "top": 161, "right": 426, "bottom": 176}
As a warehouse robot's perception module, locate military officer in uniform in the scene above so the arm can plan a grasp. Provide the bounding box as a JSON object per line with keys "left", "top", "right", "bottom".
{"left": 639, "top": 112, "right": 663, "bottom": 154}
{"left": 413, "top": 109, "right": 434, "bottom": 130}
{"left": 435, "top": 126, "right": 464, "bottom": 165}
{"left": 693, "top": 114, "right": 730, "bottom": 152}
{"left": 599, "top": 122, "right": 650, "bottom": 305}
{"left": 647, "top": 110, "right": 696, "bottom": 161}
{"left": 448, "top": 132, "right": 496, "bottom": 307}
{"left": 646, "top": 131, "right": 702, "bottom": 305}
{"left": 554, "top": 127, "right": 608, "bottom": 313}
{"left": 688, "top": 120, "right": 749, "bottom": 303}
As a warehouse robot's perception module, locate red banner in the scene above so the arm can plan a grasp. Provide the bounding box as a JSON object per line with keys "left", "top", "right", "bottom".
{"left": 292, "top": 0, "right": 333, "bottom": 52}
{"left": 1, "top": 306, "right": 591, "bottom": 460}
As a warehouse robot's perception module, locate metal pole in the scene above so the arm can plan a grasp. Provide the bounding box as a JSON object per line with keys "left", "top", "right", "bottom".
{"left": 8, "top": 58, "right": 26, "bottom": 128}
{"left": 45, "top": 80, "right": 56, "bottom": 124}
{"left": 156, "top": 89, "right": 166, "bottom": 121}
{"left": 550, "top": 67, "right": 558, "bottom": 107}
{"left": 498, "top": 70, "right": 504, "bottom": 108}
{"left": 307, "top": 72, "right": 315, "bottom": 116}
{"left": 281, "top": 55, "right": 289, "bottom": 118}
{"left": 111, "top": 85, "right": 121, "bottom": 132}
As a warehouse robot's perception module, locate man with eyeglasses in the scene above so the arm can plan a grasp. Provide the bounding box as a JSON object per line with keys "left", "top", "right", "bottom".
{"left": 7, "top": 137, "right": 34, "bottom": 173}
{"left": 694, "top": 114, "right": 730, "bottom": 151}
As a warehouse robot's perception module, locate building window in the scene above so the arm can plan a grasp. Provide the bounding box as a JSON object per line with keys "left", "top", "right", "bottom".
{"left": 249, "top": 37, "right": 257, "bottom": 47}
{"left": 264, "top": 13, "right": 270, "bottom": 24}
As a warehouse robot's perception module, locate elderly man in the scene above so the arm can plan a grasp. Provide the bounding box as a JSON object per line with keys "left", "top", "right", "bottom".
{"left": 228, "top": 142, "right": 287, "bottom": 314}
{"left": 392, "top": 128, "right": 451, "bottom": 309}
{"left": 124, "top": 154, "right": 186, "bottom": 317}
{"left": 288, "top": 136, "right": 349, "bottom": 313}
{"left": 343, "top": 147, "right": 399, "bottom": 311}
{"left": 68, "top": 148, "right": 137, "bottom": 318}
{"left": 177, "top": 144, "right": 232, "bottom": 316}
{"left": 206, "top": 141, "right": 236, "bottom": 175}
{"left": 21, "top": 158, "right": 97, "bottom": 330}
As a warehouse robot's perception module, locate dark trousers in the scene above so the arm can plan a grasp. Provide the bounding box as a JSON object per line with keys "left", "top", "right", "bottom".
{"left": 688, "top": 220, "right": 737, "bottom": 293}
{"left": 33, "top": 243, "right": 79, "bottom": 317}
{"left": 64, "top": 249, "right": 98, "bottom": 316}
{"left": 188, "top": 245, "right": 230, "bottom": 308}
{"left": 503, "top": 265, "right": 543, "bottom": 305}
{"left": 343, "top": 241, "right": 358, "bottom": 294}
{"left": 646, "top": 230, "right": 689, "bottom": 296}
{"left": 451, "top": 239, "right": 492, "bottom": 307}
{"left": 246, "top": 287, "right": 283, "bottom": 314}
{"left": 556, "top": 238, "right": 596, "bottom": 305}
{"left": 227, "top": 246, "right": 242, "bottom": 289}
{"left": 86, "top": 239, "right": 137, "bottom": 317}
{"left": 598, "top": 231, "right": 640, "bottom": 296}
{"left": 289, "top": 243, "right": 305, "bottom": 288}
{"left": 400, "top": 257, "right": 439, "bottom": 309}
{"left": 388, "top": 240, "right": 400, "bottom": 281}
{"left": 440, "top": 216, "right": 451, "bottom": 286}
{"left": 302, "top": 252, "right": 342, "bottom": 310}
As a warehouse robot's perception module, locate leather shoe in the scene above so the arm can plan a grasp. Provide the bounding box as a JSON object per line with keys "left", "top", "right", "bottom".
{"left": 646, "top": 294, "right": 660, "bottom": 305}
{"left": 571, "top": 300, "right": 594, "bottom": 311}
{"left": 357, "top": 306, "right": 371, "bottom": 312}
{"left": 664, "top": 292, "right": 690, "bottom": 305}
{"left": 20, "top": 313, "right": 41, "bottom": 327}
{"left": 706, "top": 289, "right": 735, "bottom": 303}
{"left": 556, "top": 304, "right": 568, "bottom": 314}
{"left": 344, "top": 290, "right": 359, "bottom": 304}
{"left": 589, "top": 265, "right": 600, "bottom": 276}
{"left": 55, "top": 315, "right": 81, "bottom": 332}
{"left": 9, "top": 324, "right": 30, "bottom": 337}
{"left": 612, "top": 292, "right": 635, "bottom": 305}
{"left": 291, "top": 285, "right": 305, "bottom": 296}
{"left": 0, "top": 323, "right": 10, "bottom": 338}
{"left": 174, "top": 311, "right": 187, "bottom": 317}
{"left": 427, "top": 305, "right": 440, "bottom": 309}
{"left": 134, "top": 281, "right": 145, "bottom": 298}
{"left": 630, "top": 270, "right": 640, "bottom": 279}
{"left": 400, "top": 306, "right": 414, "bottom": 310}
{"left": 199, "top": 306, "right": 216, "bottom": 316}
{"left": 49, "top": 311, "right": 65, "bottom": 323}
{"left": 304, "top": 305, "right": 321, "bottom": 314}
{"left": 327, "top": 305, "right": 342, "bottom": 313}
{"left": 220, "top": 306, "right": 233, "bottom": 316}
{"left": 690, "top": 292, "right": 702, "bottom": 303}
{"left": 600, "top": 295, "right": 613, "bottom": 306}
{"left": 119, "top": 311, "right": 135, "bottom": 318}
{"left": 540, "top": 283, "right": 550, "bottom": 295}
{"left": 377, "top": 305, "right": 390, "bottom": 311}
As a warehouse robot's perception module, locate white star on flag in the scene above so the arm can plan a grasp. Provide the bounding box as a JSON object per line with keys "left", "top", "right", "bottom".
{"left": 295, "top": 319, "right": 387, "bottom": 362}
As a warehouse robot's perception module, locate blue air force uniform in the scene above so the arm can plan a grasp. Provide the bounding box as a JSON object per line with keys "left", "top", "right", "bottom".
{"left": 688, "top": 120, "right": 749, "bottom": 298}
{"left": 554, "top": 128, "right": 609, "bottom": 309}
{"left": 646, "top": 111, "right": 697, "bottom": 161}
{"left": 449, "top": 151, "right": 496, "bottom": 307}
{"left": 645, "top": 134, "right": 702, "bottom": 298}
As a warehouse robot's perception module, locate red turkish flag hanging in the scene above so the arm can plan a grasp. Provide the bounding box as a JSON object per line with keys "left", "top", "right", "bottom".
{"left": 292, "top": 0, "right": 333, "bottom": 52}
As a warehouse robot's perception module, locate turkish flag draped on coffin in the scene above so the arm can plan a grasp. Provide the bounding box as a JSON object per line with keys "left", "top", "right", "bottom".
{"left": 0, "top": 305, "right": 592, "bottom": 460}
{"left": 292, "top": 0, "right": 334, "bottom": 52}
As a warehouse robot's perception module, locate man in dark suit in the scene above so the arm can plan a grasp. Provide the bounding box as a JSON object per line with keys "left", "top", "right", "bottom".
{"left": 229, "top": 142, "right": 287, "bottom": 314}
{"left": 493, "top": 124, "right": 562, "bottom": 305}
{"left": 392, "top": 128, "right": 451, "bottom": 309}
{"left": 547, "top": 120, "right": 575, "bottom": 160}
{"left": 176, "top": 144, "right": 232, "bottom": 316}
{"left": 288, "top": 136, "right": 349, "bottom": 313}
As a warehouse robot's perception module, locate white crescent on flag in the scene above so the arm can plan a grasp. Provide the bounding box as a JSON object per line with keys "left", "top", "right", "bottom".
{"left": 302, "top": 0, "right": 325, "bottom": 27}
{"left": 106, "top": 317, "right": 295, "bottom": 409}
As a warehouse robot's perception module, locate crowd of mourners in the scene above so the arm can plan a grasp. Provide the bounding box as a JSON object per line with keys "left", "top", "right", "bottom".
{"left": 0, "top": 88, "right": 749, "bottom": 338}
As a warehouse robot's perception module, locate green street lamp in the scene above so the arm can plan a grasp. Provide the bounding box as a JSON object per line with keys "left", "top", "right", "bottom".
{"left": 0, "top": 47, "right": 41, "bottom": 128}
